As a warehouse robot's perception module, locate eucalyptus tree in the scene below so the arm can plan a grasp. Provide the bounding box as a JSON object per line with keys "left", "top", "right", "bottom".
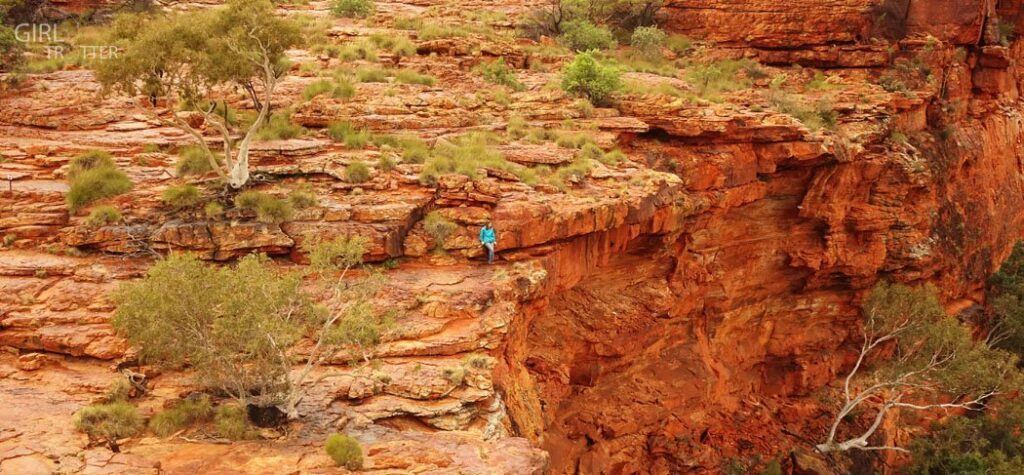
{"left": 96, "top": 0, "right": 301, "bottom": 188}
{"left": 817, "top": 282, "right": 1019, "bottom": 453}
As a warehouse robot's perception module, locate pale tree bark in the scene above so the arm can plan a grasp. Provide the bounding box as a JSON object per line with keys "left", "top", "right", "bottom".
{"left": 816, "top": 309, "right": 999, "bottom": 454}
{"left": 274, "top": 256, "right": 373, "bottom": 420}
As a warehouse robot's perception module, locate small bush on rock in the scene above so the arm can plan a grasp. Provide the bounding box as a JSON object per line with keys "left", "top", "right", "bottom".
{"left": 67, "top": 166, "right": 133, "bottom": 214}
{"left": 287, "top": 187, "right": 319, "bottom": 209}
{"left": 331, "top": 0, "right": 374, "bottom": 18}
{"left": 558, "top": 19, "right": 616, "bottom": 52}
{"left": 68, "top": 151, "right": 116, "bottom": 179}
{"left": 104, "top": 377, "right": 132, "bottom": 403}
{"left": 162, "top": 184, "right": 202, "bottom": 210}
{"left": 327, "top": 121, "right": 371, "bottom": 148}
{"left": 150, "top": 396, "right": 214, "bottom": 437}
{"left": 395, "top": 69, "right": 436, "bottom": 86}
{"left": 477, "top": 58, "right": 524, "bottom": 91}
{"left": 0, "top": 25, "right": 25, "bottom": 72}
{"left": 256, "top": 113, "right": 306, "bottom": 141}
{"left": 423, "top": 212, "right": 457, "bottom": 251}
{"left": 74, "top": 402, "right": 143, "bottom": 452}
{"left": 204, "top": 201, "right": 225, "bottom": 218}
{"left": 561, "top": 52, "right": 622, "bottom": 105}
{"left": 325, "top": 433, "right": 363, "bottom": 469}
{"left": 631, "top": 26, "right": 666, "bottom": 58}
{"left": 345, "top": 162, "right": 372, "bottom": 183}
{"left": 234, "top": 191, "right": 294, "bottom": 223}
{"left": 215, "top": 404, "right": 257, "bottom": 440}
{"left": 87, "top": 206, "right": 122, "bottom": 227}
{"left": 175, "top": 146, "right": 220, "bottom": 176}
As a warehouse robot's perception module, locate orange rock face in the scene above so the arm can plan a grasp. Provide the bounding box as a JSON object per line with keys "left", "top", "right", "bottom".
{"left": 5, "top": 0, "right": 1024, "bottom": 474}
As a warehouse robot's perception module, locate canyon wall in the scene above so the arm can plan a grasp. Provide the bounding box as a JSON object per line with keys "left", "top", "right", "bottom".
{"left": 4, "top": 0, "right": 1024, "bottom": 473}
{"left": 494, "top": 3, "right": 1024, "bottom": 472}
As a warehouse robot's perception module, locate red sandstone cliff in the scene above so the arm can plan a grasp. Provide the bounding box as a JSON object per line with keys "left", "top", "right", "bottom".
{"left": 3, "top": 0, "right": 1024, "bottom": 473}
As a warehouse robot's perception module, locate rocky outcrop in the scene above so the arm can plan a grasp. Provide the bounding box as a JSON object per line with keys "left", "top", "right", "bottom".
{"left": 6, "top": 0, "right": 1024, "bottom": 473}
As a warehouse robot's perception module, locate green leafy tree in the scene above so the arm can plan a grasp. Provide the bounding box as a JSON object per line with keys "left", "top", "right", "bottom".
{"left": 817, "top": 282, "right": 1019, "bottom": 453}
{"left": 907, "top": 397, "right": 1024, "bottom": 474}
{"left": 113, "top": 254, "right": 310, "bottom": 411}
{"left": 988, "top": 242, "right": 1024, "bottom": 354}
{"left": 96, "top": 0, "right": 302, "bottom": 188}
{"left": 522, "top": 0, "right": 663, "bottom": 38}
{"left": 114, "top": 243, "right": 393, "bottom": 420}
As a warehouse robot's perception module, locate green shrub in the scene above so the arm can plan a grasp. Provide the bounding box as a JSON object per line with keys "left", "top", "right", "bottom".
{"left": 67, "top": 167, "right": 133, "bottom": 213}
{"left": 331, "top": 76, "right": 357, "bottom": 99}
{"left": 418, "top": 23, "right": 474, "bottom": 41}
{"left": 806, "top": 72, "right": 835, "bottom": 92}
{"left": 74, "top": 402, "right": 143, "bottom": 451}
{"left": 578, "top": 142, "right": 604, "bottom": 162}
{"left": 420, "top": 134, "right": 532, "bottom": 184}
{"left": 370, "top": 134, "right": 400, "bottom": 148}
{"left": 558, "top": 159, "right": 594, "bottom": 182}
{"left": 162, "top": 184, "right": 202, "bottom": 209}
{"left": 665, "top": 35, "right": 692, "bottom": 55}
{"left": 104, "top": 377, "right": 132, "bottom": 403}
{"left": 561, "top": 52, "right": 623, "bottom": 105}
{"left": 0, "top": 25, "right": 25, "bottom": 72}
{"left": 215, "top": 404, "right": 257, "bottom": 440}
{"left": 879, "top": 74, "right": 908, "bottom": 93}
{"left": 67, "top": 151, "right": 116, "bottom": 180}
{"left": 175, "top": 146, "right": 220, "bottom": 176}
{"left": 325, "top": 433, "right": 363, "bottom": 469}
{"left": 287, "top": 188, "right": 319, "bottom": 209}
{"left": 555, "top": 133, "right": 593, "bottom": 149}
{"left": 111, "top": 253, "right": 314, "bottom": 416}
{"left": 506, "top": 115, "right": 529, "bottom": 139}
{"left": 234, "top": 191, "right": 294, "bottom": 223}
{"left": 390, "top": 37, "right": 417, "bottom": 57}
{"left": 303, "top": 80, "right": 335, "bottom": 100}
{"left": 631, "top": 26, "right": 667, "bottom": 58}
{"left": 395, "top": 69, "right": 436, "bottom": 86}
{"left": 327, "top": 121, "right": 371, "bottom": 148}
{"left": 256, "top": 113, "right": 306, "bottom": 140}
{"left": 149, "top": 396, "right": 214, "bottom": 437}
{"left": 339, "top": 41, "right": 378, "bottom": 61}
{"left": 423, "top": 211, "right": 457, "bottom": 251}
{"left": 356, "top": 66, "right": 389, "bottom": 83}
{"left": 687, "top": 58, "right": 763, "bottom": 101}
{"left": 400, "top": 138, "right": 430, "bottom": 163}
{"left": 330, "top": 0, "right": 374, "bottom": 18}
{"left": 769, "top": 91, "right": 838, "bottom": 131}
{"left": 558, "top": 19, "right": 616, "bottom": 52}
{"left": 378, "top": 154, "right": 397, "bottom": 171}
{"left": 600, "top": 149, "right": 626, "bottom": 165}
{"left": 574, "top": 98, "right": 595, "bottom": 118}
{"left": 478, "top": 59, "right": 524, "bottom": 91}
{"left": 204, "top": 201, "right": 225, "bottom": 218}
{"left": 87, "top": 206, "right": 122, "bottom": 227}
{"left": 345, "top": 162, "right": 372, "bottom": 183}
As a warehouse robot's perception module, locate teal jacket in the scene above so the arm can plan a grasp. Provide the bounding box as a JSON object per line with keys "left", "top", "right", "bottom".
{"left": 479, "top": 226, "right": 496, "bottom": 244}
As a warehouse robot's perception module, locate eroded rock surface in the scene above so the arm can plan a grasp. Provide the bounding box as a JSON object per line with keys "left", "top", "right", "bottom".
{"left": 4, "top": 0, "right": 1024, "bottom": 474}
